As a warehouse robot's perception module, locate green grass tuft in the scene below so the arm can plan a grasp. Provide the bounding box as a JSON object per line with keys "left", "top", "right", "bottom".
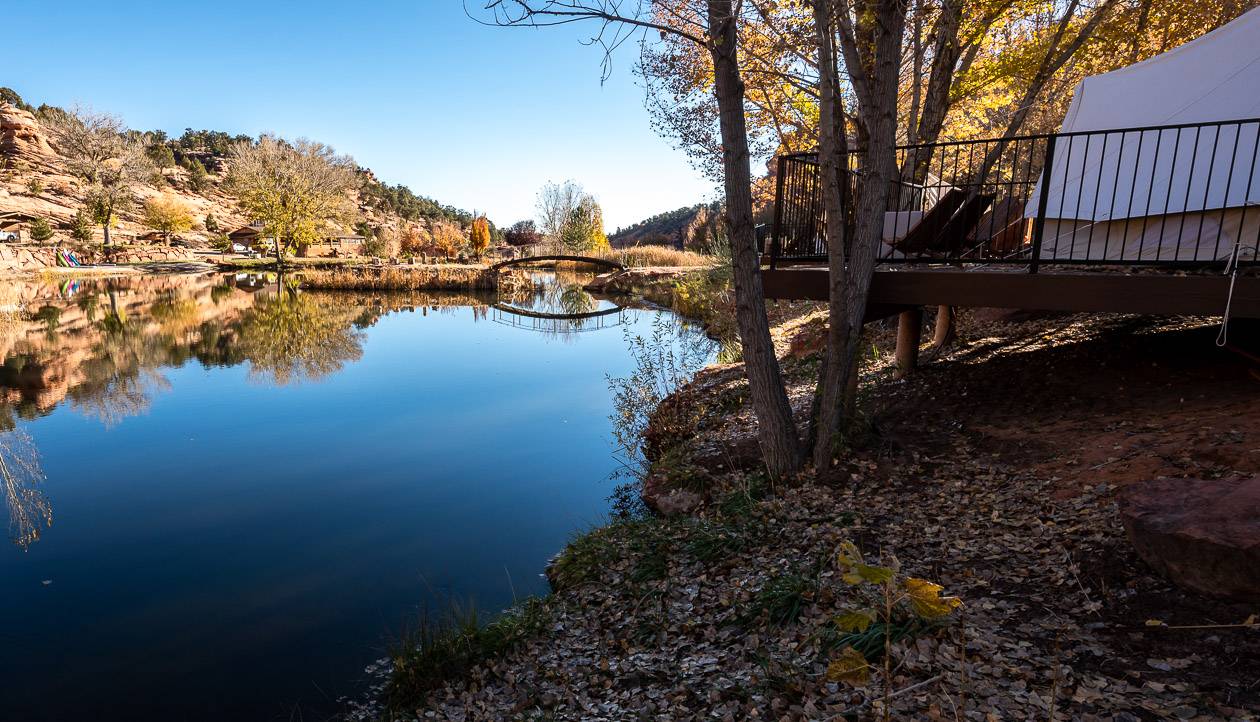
{"left": 739, "top": 571, "right": 817, "bottom": 628}
{"left": 384, "top": 597, "right": 551, "bottom": 713}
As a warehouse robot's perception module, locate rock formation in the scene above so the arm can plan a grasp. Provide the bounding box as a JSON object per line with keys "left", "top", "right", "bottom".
{"left": 1121, "top": 476, "right": 1260, "bottom": 602}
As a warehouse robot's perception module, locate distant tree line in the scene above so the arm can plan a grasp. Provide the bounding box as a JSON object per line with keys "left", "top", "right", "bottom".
{"left": 360, "top": 179, "right": 475, "bottom": 226}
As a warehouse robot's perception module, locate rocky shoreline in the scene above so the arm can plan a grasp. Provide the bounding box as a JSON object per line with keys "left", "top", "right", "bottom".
{"left": 353, "top": 300, "right": 1260, "bottom": 721}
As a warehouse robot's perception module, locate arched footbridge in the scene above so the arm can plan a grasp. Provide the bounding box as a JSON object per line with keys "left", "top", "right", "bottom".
{"left": 490, "top": 255, "right": 626, "bottom": 273}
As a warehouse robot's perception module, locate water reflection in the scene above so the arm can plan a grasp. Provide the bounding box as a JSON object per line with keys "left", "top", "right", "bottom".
{"left": 0, "top": 271, "right": 638, "bottom": 549}
{"left": 0, "top": 273, "right": 378, "bottom": 548}
{"left": 0, "top": 429, "right": 49, "bottom": 550}
{"left": 234, "top": 284, "right": 366, "bottom": 385}
{"left": 0, "top": 269, "right": 716, "bottom": 720}
{"left": 491, "top": 269, "right": 630, "bottom": 338}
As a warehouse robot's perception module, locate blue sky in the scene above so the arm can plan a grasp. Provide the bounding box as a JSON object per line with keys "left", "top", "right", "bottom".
{"left": 4, "top": 1, "right": 715, "bottom": 230}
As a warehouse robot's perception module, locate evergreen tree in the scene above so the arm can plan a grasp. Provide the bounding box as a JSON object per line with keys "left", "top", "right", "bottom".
{"left": 70, "top": 209, "right": 94, "bottom": 242}
{"left": 184, "top": 158, "right": 209, "bottom": 191}
{"left": 28, "top": 218, "right": 54, "bottom": 242}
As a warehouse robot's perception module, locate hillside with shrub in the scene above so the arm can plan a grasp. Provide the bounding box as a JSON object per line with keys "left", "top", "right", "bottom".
{"left": 0, "top": 88, "right": 483, "bottom": 256}
{"left": 609, "top": 202, "right": 724, "bottom": 251}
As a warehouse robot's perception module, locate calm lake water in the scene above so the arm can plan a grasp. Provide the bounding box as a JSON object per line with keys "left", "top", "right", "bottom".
{"left": 0, "top": 271, "right": 711, "bottom": 721}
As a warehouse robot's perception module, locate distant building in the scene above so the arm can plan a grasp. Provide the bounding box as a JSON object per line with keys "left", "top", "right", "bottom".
{"left": 227, "top": 223, "right": 268, "bottom": 254}
{"left": 300, "top": 234, "right": 365, "bottom": 258}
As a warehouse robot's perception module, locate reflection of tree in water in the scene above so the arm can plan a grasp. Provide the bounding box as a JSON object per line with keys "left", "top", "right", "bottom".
{"left": 559, "top": 287, "right": 598, "bottom": 316}
{"left": 0, "top": 429, "right": 51, "bottom": 550}
{"left": 235, "top": 288, "right": 366, "bottom": 385}
{"left": 69, "top": 295, "right": 172, "bottom": 428}
{"left": 607, "top": 314, "right": 716, "bottom": 484}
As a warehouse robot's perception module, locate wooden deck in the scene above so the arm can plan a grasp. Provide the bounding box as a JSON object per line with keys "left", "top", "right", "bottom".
{"left": 761, "top": 267, "right": 1260, "bottom": 319}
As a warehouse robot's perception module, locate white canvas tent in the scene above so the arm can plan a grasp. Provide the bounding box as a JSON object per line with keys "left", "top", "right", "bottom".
{"left": 1030, "top": 8, "right": 1260, "bottom": 262}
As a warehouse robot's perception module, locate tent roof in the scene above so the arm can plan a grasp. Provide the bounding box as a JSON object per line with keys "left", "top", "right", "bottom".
{"left": 1060, "top": 8, "right": 1260, "bottom": 134}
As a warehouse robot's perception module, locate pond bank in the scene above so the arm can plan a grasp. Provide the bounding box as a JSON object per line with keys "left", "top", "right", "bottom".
{"left": 357, "top": 301, "right": 1260, "bottom": 720}
{"left": 296, "top": 265, "right": 533, "bottom": 293}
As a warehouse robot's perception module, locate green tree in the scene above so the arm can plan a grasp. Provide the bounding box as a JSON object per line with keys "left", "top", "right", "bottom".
{"left": 204, "top": 212, "right": 219, "bottom": 234}
{"left": 559, "top": 195, "right": 608, "bottom": 253}
{"left": 226, "top": 135, "right": 358, "bottom": 265}
{"left": 28, "top": 218, "right": 54, "bottom": 242}
{"left": 146, "top": 144, "right": 175, "bottom": 168}
{"left": 70, "top": 209, "right": 94, "bottom": 242}
{"left": 86, "top": 187, "right": 132, "bottom": 245}
{"left": 184, "top": 157, "right": 209, "bottom": 191}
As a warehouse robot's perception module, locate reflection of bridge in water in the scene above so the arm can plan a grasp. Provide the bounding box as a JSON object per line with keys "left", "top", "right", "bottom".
{"left": 490, "top": 302, "right": 628, "bottom": 334}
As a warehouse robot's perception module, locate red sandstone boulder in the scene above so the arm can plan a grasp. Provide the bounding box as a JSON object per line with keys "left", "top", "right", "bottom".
{"left": 1120, "top": 476, "right": 1260, "bottom": 601}
{"left": 0, "top": 102, "right": 55, "bottom": 162}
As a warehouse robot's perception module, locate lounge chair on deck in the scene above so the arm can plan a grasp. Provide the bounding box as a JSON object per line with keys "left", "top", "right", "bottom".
{"left": 966, "top": 196, "right": 1028, "bottom": 257}
{"left": 887, "top": 189, "right": 994, "bottom": 257}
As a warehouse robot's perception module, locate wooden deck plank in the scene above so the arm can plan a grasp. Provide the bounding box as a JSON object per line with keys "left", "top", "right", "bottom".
{"left": 761, "top": 268, "right": 1260, "bottom": 318}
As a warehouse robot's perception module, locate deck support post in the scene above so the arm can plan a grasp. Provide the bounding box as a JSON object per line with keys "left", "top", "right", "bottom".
{"left": 895, "top": 307, "right": 923, "bottom": 376}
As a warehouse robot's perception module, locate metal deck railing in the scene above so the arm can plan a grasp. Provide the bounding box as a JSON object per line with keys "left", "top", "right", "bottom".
{"left": 768, "top": 118, "right": 1260, "bottom": 272}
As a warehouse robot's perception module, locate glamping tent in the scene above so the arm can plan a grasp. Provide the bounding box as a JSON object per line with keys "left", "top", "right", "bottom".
{"left": 1031, "top": 8, "right": 1260, "bottom": 263}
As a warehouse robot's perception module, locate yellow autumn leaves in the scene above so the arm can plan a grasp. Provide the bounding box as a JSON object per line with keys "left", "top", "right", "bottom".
{"left": 825, "top": 542, "right": 963, "bottom": 688}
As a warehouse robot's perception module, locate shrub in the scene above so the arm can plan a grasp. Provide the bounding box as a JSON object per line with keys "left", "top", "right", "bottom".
{"left": 142, "top": 193, "right": 195, "bottom": 242}
{"left": 209, "top": 233, "right": 231, "bottom": 252}
{"left": 25, "top": 178, "right": 44, "bottom": 196}
{"left": 204, "top": 213, "right": 219, "bottom": 234}
{"left": 361, "top": 234, "right": 389, "bottom": 258}
{"left": 431, "top": 220, "right": 465, "bottom": 258}
{"left": 822, "top": 542, "right": 963, "bottom": 704}
{"left": 399, "top": 224, "right": 431, "bottom": 256}
{"left": 28, "top": 218, "right": 54, "bottom": 242}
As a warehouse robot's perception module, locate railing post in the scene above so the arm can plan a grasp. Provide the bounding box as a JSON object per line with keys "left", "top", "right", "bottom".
{"left": 770, "top": 155, "right": 786, "bottom": 269}
{"left": 1030, "top": 134, "right": 1058, "bottom": 274}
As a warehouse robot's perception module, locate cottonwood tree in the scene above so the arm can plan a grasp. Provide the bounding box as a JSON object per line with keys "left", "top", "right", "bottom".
{"left": 47, "top": 109, "right": 152, "bottom": 247}
{"left": 486, "top": 0, "right": 805, "bottom": 478}
{"left": 536, "top": 180, "right": 586, "bottom": 244}
{"left": 805, "top": 0, "right": 908, "bottom": 470}
{"left": 536, "top": 180, "right": 611, "bottom": 252}
{"left": 226, "top": 135, "right": 358, "bottom": 265}
{"left": 142, "top": 193, "right": 195, "bottom": 243}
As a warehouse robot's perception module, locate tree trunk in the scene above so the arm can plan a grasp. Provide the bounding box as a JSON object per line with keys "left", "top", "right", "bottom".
{"left": 811, "top": 0, "right": 854, "bottom": 469}
{"left": 829, "top": 0, "right": 908, "bottom": 463}
{"left": 707, "top": 0, "right": 803, "bottom": 480}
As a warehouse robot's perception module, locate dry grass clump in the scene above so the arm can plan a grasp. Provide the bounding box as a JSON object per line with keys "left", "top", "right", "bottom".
{"left": 298, "top": 266, "right": 531, "bottom": 292}
{"left": 0, "top": 284, "right": 24, "bottom": 347}
{"left": 606, "top": 246, "right": 713, "bottom": 268}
